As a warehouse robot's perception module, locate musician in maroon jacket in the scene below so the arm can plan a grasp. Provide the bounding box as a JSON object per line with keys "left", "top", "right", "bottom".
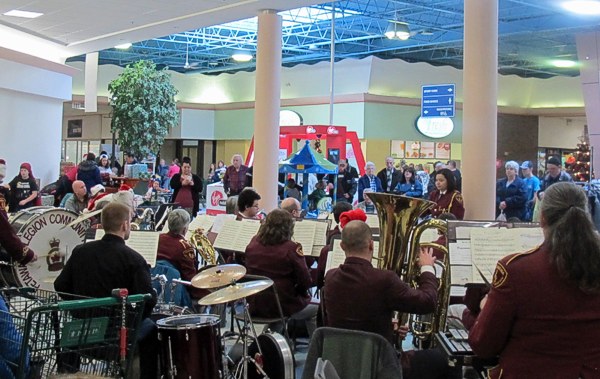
{"left": 0, "top": 208, "right": 37, "bottom": 264}
{"left": 245, "top": 209, "right": 317, "bottom": 337}
{"left": 469, "top": 182, "right": 600, "bottom": 379}
{"left": 156, "top": 209, "right": 208, "bottom": 300}
{"left": 323, "top": 220, "right": 447, "bottom": 379}
{"left": 428, "top": 168, "right": 464, "bottom": 220}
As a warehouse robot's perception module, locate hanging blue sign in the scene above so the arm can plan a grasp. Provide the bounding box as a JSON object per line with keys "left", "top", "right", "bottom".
{"left": 421, "top": 84, "right": 455, "bottom": 118}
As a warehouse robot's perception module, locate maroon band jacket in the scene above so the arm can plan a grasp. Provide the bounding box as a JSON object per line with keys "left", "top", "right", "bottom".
{"left": 469, "top": 243, "right": 600, "bottom": 379}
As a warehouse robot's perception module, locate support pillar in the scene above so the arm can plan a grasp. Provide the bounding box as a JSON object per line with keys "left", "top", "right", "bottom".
{"left": 252, "top": 10, "right": 282, "bottom": 212}
{"left": 462, "top": 0, "right": 499, "bottom": 220}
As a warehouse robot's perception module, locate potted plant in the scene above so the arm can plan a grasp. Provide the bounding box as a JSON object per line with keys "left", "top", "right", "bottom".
{"left": 108, "top": 60, "right": 179, "bottom": 172}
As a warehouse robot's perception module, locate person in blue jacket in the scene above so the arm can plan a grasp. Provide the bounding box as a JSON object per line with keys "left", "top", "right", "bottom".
{"left": 394, "top": 166, "right": 423, "bottom": 197}
{"left": 0, "top": 295, "right": 29, "bottom": 379}
{"left": 496, "top": 160, "right": 528, "bottom": 220}
{"left": 357, "top": 162, "right": 383, "bottom": 202}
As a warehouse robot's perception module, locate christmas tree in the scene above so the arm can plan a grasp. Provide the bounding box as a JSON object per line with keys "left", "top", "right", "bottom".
{"left": 571, "top": 133, "right": 591, "bottom": 182}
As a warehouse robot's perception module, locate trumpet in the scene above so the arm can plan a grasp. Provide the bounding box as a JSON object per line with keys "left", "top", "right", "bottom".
{"left": 190, "top": 228, "right": 218, "bottom": 266}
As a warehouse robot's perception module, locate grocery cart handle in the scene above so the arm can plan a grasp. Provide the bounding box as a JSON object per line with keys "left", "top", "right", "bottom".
{"left": 56, "top": 293, "right": 152, "bottom": 311}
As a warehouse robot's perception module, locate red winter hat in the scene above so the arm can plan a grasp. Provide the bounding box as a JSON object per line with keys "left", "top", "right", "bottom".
{"left": 119, "top": 183, "right": 133, "bottom": 192}
{"left": 339, "top": 209, "right": 367, "bottom": 228}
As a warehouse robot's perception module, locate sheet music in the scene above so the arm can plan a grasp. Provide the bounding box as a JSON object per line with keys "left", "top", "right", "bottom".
{"left": 313, "top": 221, "right": 329, "bottom": 246}
{"left": 126, "top": 231, "right": 160, "bottom": 266}
{"left": 310, "top": 245, "right": 324, "bottom": 257}
{"left": 213, "top": 219, "right": 261, "bottom": 253}
{"left": 95, "top": 229, "right": 159, "bottom": 266}
{"left": 455, "top": 226, "right": 477, "bottom": 239}
{"left": 325, "top": 240, "right": 346, "bottom": 274}
{"left": 450, "top": 265, "right": 473, "bottom": 285}
{"left": 185, "top": 215, "right": 216, "bottom": 239}
{"left": 450, "top": 286, "right": 467, "bottom": 297}
{"left": 449, "top": 240, "right": 472, "bottom": 265}
{"left": 292, "top": 221, "right": 317, "bottom": 255}
{"left": 211, "top": 214, "right": 236, "bottom": 234}
{"left": 470, "top": 229, "right": 521, "bottom": 283}
{"left": 365, "top": 214, "right": 380, "bottom": 228}
{"left": 514, "top": 227, "right": 544, "bottom": 250}
{"left": 325, "top": 240, "right": 380, "bottom": 273}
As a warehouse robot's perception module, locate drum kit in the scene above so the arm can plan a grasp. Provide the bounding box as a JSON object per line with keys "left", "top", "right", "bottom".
{"left": 155, "top": 263, "right": 294, "bottom": 379}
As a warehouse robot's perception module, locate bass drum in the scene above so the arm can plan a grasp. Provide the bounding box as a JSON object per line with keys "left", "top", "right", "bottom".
{"left": 247, "top": 331, "right": 295, "bottom": 379}
{"left": 5, "top": 207, "right": 87, "bottom": 290}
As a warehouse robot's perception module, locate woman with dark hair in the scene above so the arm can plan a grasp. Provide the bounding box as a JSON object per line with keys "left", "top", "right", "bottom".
{"left": 469, "top": 182, "right": 600, "bottom": 378}
{"left": 427, "top": 168, "right": 464, "bottom": 219}
{"left": 245, "top": 209, "right": 317, "bottom": 337}
{"left": 393, "top": 166, "right": 423, "bottom": 197}
{"left": 236, "top": 188, "right": 263, "bottom": 220}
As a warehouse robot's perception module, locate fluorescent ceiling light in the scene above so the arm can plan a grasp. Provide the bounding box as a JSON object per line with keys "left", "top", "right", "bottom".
{"left": 232, "top": 51, "right": 252, "bottom": 62}
{"left": 115, "top": 43, "right": 132, "bottom": 49}
{"left": 551, "top": 59, "right": 577, "bottom": 68}
{"left": 3, "top": 9, "right": 43, "bottom": 18}
{"left": 561, "top": 0, "right": 600, "bottom": 15}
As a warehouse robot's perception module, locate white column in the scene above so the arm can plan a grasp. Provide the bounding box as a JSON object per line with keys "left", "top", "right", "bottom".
{"left": 576, "top": 32, "right": 600, "bottom": 177}
{"left": 462, "top": 0, "right": 498, "bottom": 220}
{"left": 252, "top": 10, "right": 282, "bottom": 212}
{"left": 84, "top": 52, "right": 98, "bottom": 113}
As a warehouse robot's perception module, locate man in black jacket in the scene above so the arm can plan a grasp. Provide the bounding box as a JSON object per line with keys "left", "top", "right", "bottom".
{"left": 170, "top": 156, "right": 202, "bottom": 217}
{"left": 376, "top": 156, "right": 403, "bottom": 193}
{"left": 55, "top": 202, "right": 158, "bottom": 377}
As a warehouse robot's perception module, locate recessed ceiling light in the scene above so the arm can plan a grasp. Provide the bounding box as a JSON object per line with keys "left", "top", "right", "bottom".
{"left": 3, "top": 9, "right": 43, "bottom": 18}
{"left": 561, "top": 0, "right": 600, "bottom": 15}
{"left": 551, "top": 59, "right": 577, "bottom": 68}
{"left": 232, "top": 51, "right": 253, "bottom": 62}
{"left": 115, "top": 43, "right": 132, "bottom": 49}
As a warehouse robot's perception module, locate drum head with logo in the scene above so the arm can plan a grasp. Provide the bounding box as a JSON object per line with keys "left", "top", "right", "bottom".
{"left": 10, "top": 207, "right": 87, "bottom": 290}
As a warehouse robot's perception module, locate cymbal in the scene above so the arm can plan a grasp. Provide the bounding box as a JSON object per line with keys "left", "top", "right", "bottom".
{"left": 198, "top": 279, "right": 273, "bottom": 305}
{"left": 191, "top": 264, "right": 247, "bottom": 289}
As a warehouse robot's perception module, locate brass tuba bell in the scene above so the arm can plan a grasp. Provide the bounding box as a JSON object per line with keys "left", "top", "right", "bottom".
{"left": 190, "top": 228, "right": 219, "bottom": 266}
{"left": 368, "top": 192, "right": 451, "bottom": 342}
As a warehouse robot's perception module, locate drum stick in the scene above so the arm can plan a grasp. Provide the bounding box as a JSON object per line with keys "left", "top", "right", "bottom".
{"left": 171, "top": 278, "right": 191, "bottom": 286}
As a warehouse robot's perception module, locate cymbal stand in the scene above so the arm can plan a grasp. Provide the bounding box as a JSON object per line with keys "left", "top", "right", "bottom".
{"left": 232, "top": 298, "right": 269, "bottom": 379}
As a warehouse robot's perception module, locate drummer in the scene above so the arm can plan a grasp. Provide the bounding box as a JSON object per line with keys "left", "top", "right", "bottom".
{"left": 156, "top": 209, "right": 209, "bottom": 301}
{"left": 0, "top": 208, "right": 37, "bottom": 264}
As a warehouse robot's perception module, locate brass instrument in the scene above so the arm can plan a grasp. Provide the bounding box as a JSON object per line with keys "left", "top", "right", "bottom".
{"left": 368, "top": 192, "right": 451, "bottom": 343}
{"left": 190, "top": 228, "right": 218, "bottom": 266}
{"left": 131, "top": 207, "right": 154, "bottom": 231}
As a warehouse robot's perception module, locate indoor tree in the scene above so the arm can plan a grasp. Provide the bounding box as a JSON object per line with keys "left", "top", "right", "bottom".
{"left": 108, "top": 60, "right": 179, "bottom": 161}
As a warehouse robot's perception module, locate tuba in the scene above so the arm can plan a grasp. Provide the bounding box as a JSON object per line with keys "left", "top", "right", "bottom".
{"left": 368, "top": 192, "right": 451, "bottom": 342}
{"left": 131, "top": 208, "right": 154, "bottom": 231}
{"left": 190, "top": 228, "right": 218, "bottom": 266}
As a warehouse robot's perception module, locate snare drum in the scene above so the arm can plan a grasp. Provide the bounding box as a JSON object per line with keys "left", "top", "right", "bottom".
{"left": 151, "top": 304, "right": 193, "bottom": 322}
{"left": 5, "top": 207, "right": 87, "bottom": 290}
{"left": 157, "top": 314, "right": 222, "bottom": 379}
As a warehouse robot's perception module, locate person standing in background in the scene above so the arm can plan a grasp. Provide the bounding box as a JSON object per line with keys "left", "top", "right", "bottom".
{"left": 520, "top": 161, "right": 540, "bottom": 221}
{"left": 77, "top": 153, "right": 102, "bottom": 193}
{"left": 170, "top": 157, "right": 202, "bottom": 217}
{"left": 156, "top": 159, "right": 169, "bottom": 188}
{"left": 446, "top": 160, "right": 462, "bottom": 192}
{"left": 165, "top": 158, "right": 180, "bottom": 189}
{"left": 223, "top": 154, "right": 249, "bottom": 196}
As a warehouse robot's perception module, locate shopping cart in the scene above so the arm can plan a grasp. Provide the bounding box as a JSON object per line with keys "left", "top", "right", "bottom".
{"left": 0, "top": 287, "right": 152, "bottom": 379}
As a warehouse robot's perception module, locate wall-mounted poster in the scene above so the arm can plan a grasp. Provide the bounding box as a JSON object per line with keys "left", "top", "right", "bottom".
{"left": 435, "top": 142, "right": 451, "bottom": 159}
{"left": 420, "top": 142, "right": 435, "bottom": 159}
{"left": 405, "top": 141, "right": 421, "bottom": 158}
{"left": 390, "top": 140, "right": 405, "bottom": 158}
{"left": 67, "top": 119, "right": 82, "bottom": 138}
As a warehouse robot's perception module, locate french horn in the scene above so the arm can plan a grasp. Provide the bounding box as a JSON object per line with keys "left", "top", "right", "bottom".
{"left": 368, "top": 192, "right": 451, "bottom": 343}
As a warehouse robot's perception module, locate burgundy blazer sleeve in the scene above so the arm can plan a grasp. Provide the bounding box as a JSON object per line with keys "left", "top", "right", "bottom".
{"left": 289, "top": 243, "right": 313, "bottom": 292}
{"left": 468, "top": 259, "right": 517, "bottom": 358}
{"left": 385, "top": 271, "right": 438, "bottom": 315}
{"left": 0, "top": 210, "right": 35, "bottom": 264}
